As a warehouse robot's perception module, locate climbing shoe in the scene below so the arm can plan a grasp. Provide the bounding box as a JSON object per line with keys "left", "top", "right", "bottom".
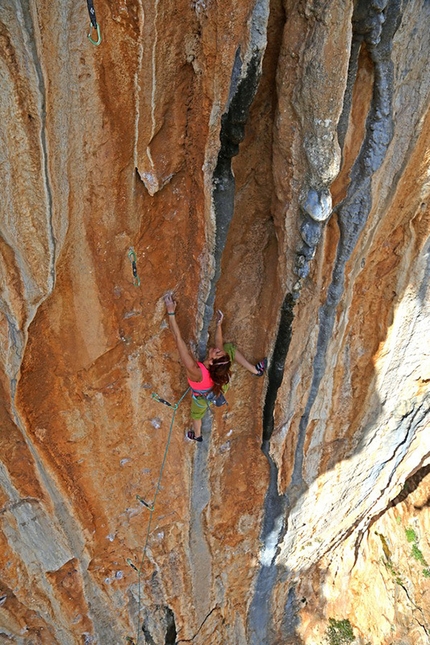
{"left": 187, "top": 430, "right": 203, "bottom": 442}
{"left": 255, "top": 358, "right": 267, "bottom": 377}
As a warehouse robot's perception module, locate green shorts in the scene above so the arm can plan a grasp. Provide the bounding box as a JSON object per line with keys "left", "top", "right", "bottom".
{"left": 190, "top": 343, "right": 236, "bottom": 420}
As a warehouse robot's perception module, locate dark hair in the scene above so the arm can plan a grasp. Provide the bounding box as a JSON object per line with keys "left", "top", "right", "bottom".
{"left": 209, "top": 356, "right": 231, "bottom": 396}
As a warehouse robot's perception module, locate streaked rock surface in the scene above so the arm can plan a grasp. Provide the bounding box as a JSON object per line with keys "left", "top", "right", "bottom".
{"left": 0, "top": 0, "right": 429, "bottom": 643}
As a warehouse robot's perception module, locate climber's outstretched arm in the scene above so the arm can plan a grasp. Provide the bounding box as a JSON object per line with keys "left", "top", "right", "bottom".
{"left": 164, "top": 294, "right": 202, "bottom": 381}
{"left": 214, "top": 310, "right": 224, "bottom": 350}
{"left": 233, "top": 348, "right": 259, "bottom": 374}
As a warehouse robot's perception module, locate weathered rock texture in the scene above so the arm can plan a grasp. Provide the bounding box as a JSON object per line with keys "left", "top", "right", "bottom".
{"left": 0, "top": 0, "right": 429, "bottom": 643}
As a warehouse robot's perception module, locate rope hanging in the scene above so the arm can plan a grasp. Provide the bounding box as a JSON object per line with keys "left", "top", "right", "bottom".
{"left": 127, "top": 387, "right": 190, "bottom": 645}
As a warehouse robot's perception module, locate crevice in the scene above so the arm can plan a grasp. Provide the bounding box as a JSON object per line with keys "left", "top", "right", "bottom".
{"left": 262, "top": 293, "right": 295, "bottom": 442}
{"left": 141, "top": 605, "right": 177, "bottom": 645}
{"left": 390, "top": 463, "right": 430, "bottom": 509}
{"left": 198, "top": 0, "right": 270, "bottom": 356}
{"left": 164, "top": 607, "right": 177, "bottom": 645}
{"left": 198, "top": 54, "right": 262, "bottom": 357}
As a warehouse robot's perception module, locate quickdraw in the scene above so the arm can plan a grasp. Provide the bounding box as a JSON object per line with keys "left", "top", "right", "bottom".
{"left": 86, "top": 0, "right": 102, "bottom": 46}
{"left": 151, "top": 392, "right": 177, "bottom": 409}
{"left": 128, "top": 248, "right": 141, "bottom": 287}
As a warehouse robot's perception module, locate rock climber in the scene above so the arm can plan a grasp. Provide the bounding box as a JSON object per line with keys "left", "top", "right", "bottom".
{"left": 164, "top": 293, "right": 267, "bottom": 442}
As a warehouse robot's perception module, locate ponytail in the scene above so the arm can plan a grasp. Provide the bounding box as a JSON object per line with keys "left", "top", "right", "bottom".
{"left": 209, "top": 356, "right": 231, "bottom": 396}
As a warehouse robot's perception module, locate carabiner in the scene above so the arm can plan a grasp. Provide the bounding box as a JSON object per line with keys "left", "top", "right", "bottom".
{"left": 88, "top": 22, "right": 102, "bottom": 46}
{"left": 128, "top": 248, "right": 141, "bottom": 287}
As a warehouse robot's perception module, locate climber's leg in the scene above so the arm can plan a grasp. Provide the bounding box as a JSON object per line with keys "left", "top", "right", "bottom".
{"left": 189, "top": 397, "right": 208, "bottom": 442}
{"left": 188, "top": 418, "right": 203, "bottom": 442}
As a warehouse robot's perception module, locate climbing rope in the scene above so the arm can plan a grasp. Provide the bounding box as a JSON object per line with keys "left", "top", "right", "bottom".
{"left": 86, "top": 0, "right": 102, "bottom": 45}
{"left": 128, "top": 248, "right": 141, "bottom": 287}
{"left": 127, "top": 387, "right": 190, "bottom": 645}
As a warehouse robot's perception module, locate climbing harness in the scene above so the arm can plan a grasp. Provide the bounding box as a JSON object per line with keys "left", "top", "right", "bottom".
{"left": 128, "top": 387, "right": 190, "bottom": 645}
{"left": 128, "top": 248, "right": 141, "bottom": 287}
{"left": 86, "top": 0, "right": 102, "bottom": 46}
{"left": 191, "top": 388, "right": 227, "bottom": 409}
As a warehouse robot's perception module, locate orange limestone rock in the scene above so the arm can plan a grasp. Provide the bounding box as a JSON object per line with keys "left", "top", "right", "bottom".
{"left": 0, "top": 0, "right": 429, "bottom": 643}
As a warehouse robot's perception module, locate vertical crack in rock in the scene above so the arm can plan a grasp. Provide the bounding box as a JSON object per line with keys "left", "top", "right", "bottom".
{"left": 188, "top": 0, "right": 270, "bottom": 622}
{"left": 262, "top": 293, "right": 295, "bottom": 442}
{"left": 290, "top": 0, "right": 403, "bottom": 490}
{"left": 198, "top": 52, "right": 260, "bottom": 357}
{"left": 198, "top": 0, "right": 270, "bottom": 357}
{"left": 248, "top": 442, "right": 288, "bottom": 644}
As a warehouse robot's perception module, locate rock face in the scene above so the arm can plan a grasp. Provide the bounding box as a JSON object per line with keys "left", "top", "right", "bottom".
{"left": 0, "top": 0, "right": 429, "bottom": 643}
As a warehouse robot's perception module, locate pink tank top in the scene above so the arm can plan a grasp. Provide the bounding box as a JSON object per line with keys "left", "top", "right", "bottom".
{"left": 188, "top": 362, "right": 214, "bottom": 394}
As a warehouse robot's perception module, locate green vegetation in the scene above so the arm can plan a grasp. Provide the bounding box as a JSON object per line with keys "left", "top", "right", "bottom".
{"left": 325, "top": 618, "right": 355, "bottom": 645}
{"left": 405, "top": 526, "right": 430, "bottom": 578}
{"left": 411, "top": 543, "right": 426, "bottom": 565}
{"left": 405, "top": 527, "right": 418, "bottom": 543}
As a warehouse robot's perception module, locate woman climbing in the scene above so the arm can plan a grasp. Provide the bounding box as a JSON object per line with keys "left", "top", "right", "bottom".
{"left": 164, "top": 293, "right": 267, "bottom": 442}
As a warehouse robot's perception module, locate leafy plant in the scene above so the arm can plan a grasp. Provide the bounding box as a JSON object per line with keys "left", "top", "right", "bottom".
{"left": 405, "top": 527, "right": 430, "bottom": 575}
{"left": 411, "top": 544, "right": 426, "bottom": 565}
{"left": 325, "top": 618, "right": 355, "bottom": 645}
{"left": 405, "top": 527, "right": 418, "bottom": 543}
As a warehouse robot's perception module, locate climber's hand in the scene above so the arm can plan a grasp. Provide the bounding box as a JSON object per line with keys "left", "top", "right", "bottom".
{"left": 164, "top": 292, "right": 176, "bottom": 314}
{"left": 216, "top": 310, "right": 224, "bottom": 325}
